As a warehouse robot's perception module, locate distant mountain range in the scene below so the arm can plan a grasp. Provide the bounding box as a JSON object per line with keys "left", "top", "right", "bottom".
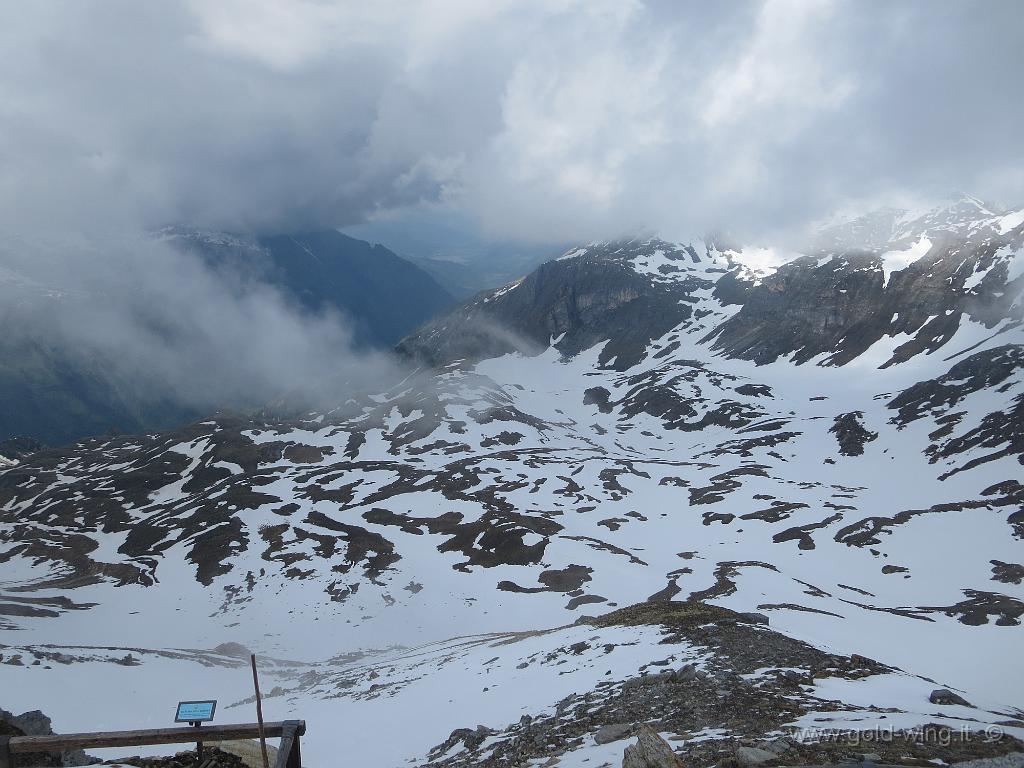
{"left": 0, "top": 229, "right": 453, "bottom": 445}
{"left": 162, "top": 228, "right": 454, "bottom": 347}
{"left": 399, "top": 197, "right": 1024, "bottom": 370}
{"left": 405, "top": 248, "right": 559, "bottom": 300}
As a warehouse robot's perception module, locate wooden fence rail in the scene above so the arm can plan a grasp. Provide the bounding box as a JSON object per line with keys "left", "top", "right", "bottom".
{"left": 0, "top": 720, "right": 304, "bottom": 768}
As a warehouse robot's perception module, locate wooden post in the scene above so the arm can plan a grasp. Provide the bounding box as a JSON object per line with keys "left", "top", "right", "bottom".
{"left": 287, "top": 729, "right": 301, "bottom": 768}
{"left": 192, "top": 722, "right": 204, "bottom": 763}
{"left": 273, "top": 722, "right": 303, "bottom": 768}
{"left": 250, "top": 654, "right": 270, "bottom": 768}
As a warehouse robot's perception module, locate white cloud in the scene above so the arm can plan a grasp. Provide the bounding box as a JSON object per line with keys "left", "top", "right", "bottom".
{"left": 700, "top": 0, "right": 855, "bottom": 131}
{"left": 0, "top": 0, "right": 1020, "bottom": 244}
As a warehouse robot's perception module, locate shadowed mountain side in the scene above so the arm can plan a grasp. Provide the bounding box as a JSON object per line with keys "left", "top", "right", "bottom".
{"left": 0, "top": 230, "right": 454, "bottom": 445}
{"left": 397, "top": 240, "right": 718, "bottom": 371}
{"left": 169, "top": 229, "right": 455, "bottom": 348}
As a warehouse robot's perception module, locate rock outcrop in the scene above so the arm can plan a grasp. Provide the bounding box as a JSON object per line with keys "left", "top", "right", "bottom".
{"left": 622, "top": 726, "right": 683, "bottom": 768}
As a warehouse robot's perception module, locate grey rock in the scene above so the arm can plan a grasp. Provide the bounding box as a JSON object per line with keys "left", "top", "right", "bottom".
{"left": 736, "top": 746, "right": 777, "bottom": 767}
{"left": 622, "top": 725, "right": 683, "bottom": 768}
{"left": 675, "top": 664, "right": 697, "bottom": 682}
{"left": 760, "top": 737, "right": 794, "bottom": 756}
{"left": 929, "top": 688, "right": 971, "bottom": 706}
{"left": 213, "top": 641, "right": 253, "bottom": 658}
{"left": 429, "top": 724, "right": 494, "bottom": 758}
{"left": 0, "top": 708, "right": 94, "bottom": 766}
{"left": 595, "top": 723, "right": 633, "bottom": 745}
{"left": 1, "top": 708, "right": 53, "bottom": 736}
{"left": 623, "top": 673, "right": 669, "bottom": 690}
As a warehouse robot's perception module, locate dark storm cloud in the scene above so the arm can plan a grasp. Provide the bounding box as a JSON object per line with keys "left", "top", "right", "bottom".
{"left": 1, "top": 0, "right": 1020, "bottom": 242}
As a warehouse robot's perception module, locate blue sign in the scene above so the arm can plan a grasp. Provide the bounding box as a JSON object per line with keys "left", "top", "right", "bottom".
{"left": 175, "top": 700, "right": 217, "bottom": 723}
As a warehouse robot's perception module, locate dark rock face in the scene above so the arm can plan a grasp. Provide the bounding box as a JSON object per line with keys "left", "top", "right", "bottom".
{"left": 887, "top": 345, "right": 1024, "bottom": 477}
{"left": 704, "top": 252, "right": 887, "bottom": 365}
{"left": 830, "top": 411, "right": 878, "bottom": 456}
{"left": 397, "top": 239, "right": 713, "bottom": 371}
{"left": 614, "top": 363, "right": 765, "bottom": 432}
{"left": 0, "top": 229, "right": 454, "bottom": 447}
{"left": 0, "top": 436, "right": 43, "bottom": 462}
{"left": 888, "top": 345, "right": 1024, "bottom": 427}
{"left": 990, "top": 560, "right": 1024, "bottom": 585}
{"left": 169, "top": 228, "right": 454, "bottom": 349}
{"left": 922, "top": 589, "right": 1024, "bottom": 626}
{"left": 704, "top": 223, "right": 1024, "bottom": 367}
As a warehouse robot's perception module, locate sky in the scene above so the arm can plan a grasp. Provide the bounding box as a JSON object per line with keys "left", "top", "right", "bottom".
{"left": 1, "top": 0, "right": 1021, "bottom": 248}
{"left": 0, "top": 0, "right": 1022, "bottom": 429}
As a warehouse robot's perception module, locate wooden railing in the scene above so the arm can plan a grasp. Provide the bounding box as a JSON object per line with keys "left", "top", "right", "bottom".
{"left": 0, "top": 720, "right": 304, "bottom": 768}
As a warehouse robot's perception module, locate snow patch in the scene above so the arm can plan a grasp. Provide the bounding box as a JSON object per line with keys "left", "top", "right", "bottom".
{"left": 881, "top": 236, "right": 932, "bottom": 287}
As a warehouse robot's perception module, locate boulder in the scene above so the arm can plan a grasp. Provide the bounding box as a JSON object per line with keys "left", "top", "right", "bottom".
{"left": 1, "top": 708, "right": 53, "bottom": 736}
{"left": 428, "top": 724, "right": 494, "bottom": 758}
{"left": 623, "top": 672, "right": 671, "bottom": 690}
{"left": 736, "top": 746, "right": 777, "bottom": 767}
{"left": 622, "top": 726, "right": 683, "bottom": 768}
{"left": 759, "top": 737, "right": 795, "bottom": 755}
{"left": 676, "top": 664, "right": 697, "bottom": 682}
{"left": 0, "top": 708, "right": 94, "bottom": 766}
{"left": 595, "top": 723, "right": 633, "bottom": 745}
{"left": 929, "top": 688, "right": 971, "bottom": 706}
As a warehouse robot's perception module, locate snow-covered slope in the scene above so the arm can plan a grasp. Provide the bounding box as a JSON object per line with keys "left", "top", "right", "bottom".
{"left": 2, "top": 200, "right": 1023, "bottom": 766}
